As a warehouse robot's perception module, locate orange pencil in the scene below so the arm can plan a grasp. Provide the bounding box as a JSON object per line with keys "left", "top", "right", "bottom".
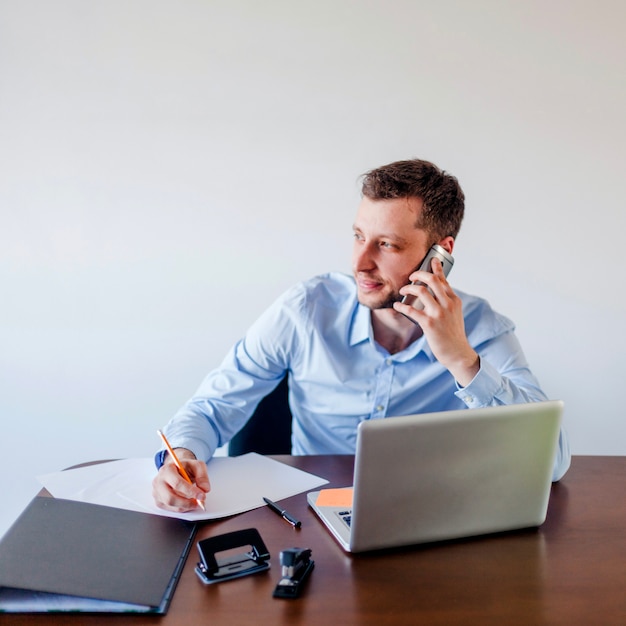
{"left": 157, "top": 429, "right": 206, "bottom": 511}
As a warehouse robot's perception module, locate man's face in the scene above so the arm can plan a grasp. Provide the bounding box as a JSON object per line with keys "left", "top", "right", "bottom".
{"left": 352, "top": 196, "right": 431, "bottom": 310}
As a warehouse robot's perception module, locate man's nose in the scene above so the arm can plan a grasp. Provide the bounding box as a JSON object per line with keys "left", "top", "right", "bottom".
{"left": 353, "top": 242, "right": 376, "bottom": 272}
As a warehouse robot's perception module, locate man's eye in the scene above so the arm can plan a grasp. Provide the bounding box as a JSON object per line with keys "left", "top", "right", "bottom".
{"left": 381, "top": 241, "right": 395, "bottom": 249}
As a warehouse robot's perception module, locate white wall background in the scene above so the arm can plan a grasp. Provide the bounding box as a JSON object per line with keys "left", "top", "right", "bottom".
{"left": 1, "top": 0, "right": 624, "bottom": 538}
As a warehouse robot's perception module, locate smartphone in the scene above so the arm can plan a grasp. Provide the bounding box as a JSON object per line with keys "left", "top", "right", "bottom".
{"left": 400, "top": 244, "right": 454, "bottom": 312}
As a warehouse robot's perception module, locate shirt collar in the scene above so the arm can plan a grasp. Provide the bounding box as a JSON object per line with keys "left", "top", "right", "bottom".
{"left": 348, "top": 302, "right": 436, "bottom": 362}
{"left": 349, "top": 302, "right": 371, "bottom": 346}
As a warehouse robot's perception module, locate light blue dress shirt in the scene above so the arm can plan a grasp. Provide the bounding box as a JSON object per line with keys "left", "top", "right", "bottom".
{"left": 161, "top": 272, "right": 570, "bottom": 480}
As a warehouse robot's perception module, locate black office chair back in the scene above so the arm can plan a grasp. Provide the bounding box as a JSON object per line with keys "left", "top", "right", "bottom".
{"left": 228, "top": 377, "right": 293, "bottom": 456}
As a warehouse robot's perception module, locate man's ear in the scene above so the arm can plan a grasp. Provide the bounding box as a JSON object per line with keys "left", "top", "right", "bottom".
{"left": 437, "top": 236, "right": 455, "bottom": 255}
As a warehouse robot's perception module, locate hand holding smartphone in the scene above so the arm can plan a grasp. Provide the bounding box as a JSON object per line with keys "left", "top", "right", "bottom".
{"left": 401, "top": 244, "right": 454, "bottom": 312}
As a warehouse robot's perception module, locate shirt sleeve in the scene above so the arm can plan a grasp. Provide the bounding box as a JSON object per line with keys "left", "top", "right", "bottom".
{"left": 454, "top": 328, "right": 547, "bottom": 405}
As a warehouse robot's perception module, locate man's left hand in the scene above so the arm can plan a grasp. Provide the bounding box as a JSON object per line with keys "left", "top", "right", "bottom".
{"left": 393, "top": 258, "right": 480, "bottom": 386}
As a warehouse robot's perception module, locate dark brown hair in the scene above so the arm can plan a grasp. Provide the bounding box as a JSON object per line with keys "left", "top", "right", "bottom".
{"left": 361, "top": 159, "right": 465, "bottom": 242}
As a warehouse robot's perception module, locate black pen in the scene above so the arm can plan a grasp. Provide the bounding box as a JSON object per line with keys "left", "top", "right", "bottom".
{"left": 263, "top": 497, "right": 302, "bottom": 528}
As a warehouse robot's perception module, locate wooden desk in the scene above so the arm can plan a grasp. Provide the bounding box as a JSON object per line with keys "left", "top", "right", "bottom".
{"left": 2, "top": 455, "right": 625, "bottom": 625}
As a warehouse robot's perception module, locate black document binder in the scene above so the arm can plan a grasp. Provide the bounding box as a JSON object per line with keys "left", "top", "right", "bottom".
{"left": 0, "top": 496, "right": 196, "bottom": 614}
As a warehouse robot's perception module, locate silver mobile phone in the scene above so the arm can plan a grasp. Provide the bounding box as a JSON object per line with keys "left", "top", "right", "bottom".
{"left": 401, "top": 244, "right": 454, "bottom": 312}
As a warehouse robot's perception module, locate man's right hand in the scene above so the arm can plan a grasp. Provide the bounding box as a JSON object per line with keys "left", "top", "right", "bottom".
{"left": 151, "top": 448, "right": 211, "bottom": 512}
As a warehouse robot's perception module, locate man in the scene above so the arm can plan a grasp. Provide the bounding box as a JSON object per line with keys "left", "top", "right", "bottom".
{"left": 152, "top": 159, "right": 570, "bottom": 511}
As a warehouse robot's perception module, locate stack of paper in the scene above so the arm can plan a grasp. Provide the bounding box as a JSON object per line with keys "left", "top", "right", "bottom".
{"left": 37, "top": 453, "right": 329, "bottom": 521}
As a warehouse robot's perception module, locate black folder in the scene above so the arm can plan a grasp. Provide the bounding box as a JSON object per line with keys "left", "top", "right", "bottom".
{"left": 0, "top": 496, "right": 197, "bottom": 614}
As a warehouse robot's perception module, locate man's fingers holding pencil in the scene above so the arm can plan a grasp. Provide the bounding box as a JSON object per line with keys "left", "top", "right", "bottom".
{"left": 152, "top": 456, "right": 210, "bottom": 512}
{"left": 166, "top": 457, "right": 210, "bottom": 499}
{"left": 167, "top": 447, "right": 211, "bottom": 492}
{"left": 154, "top": 433, "right": 210, "bottom": 511}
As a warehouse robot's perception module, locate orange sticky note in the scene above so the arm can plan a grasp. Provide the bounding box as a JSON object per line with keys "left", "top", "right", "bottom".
{"left": 316, "top": 487, "right": 354, "bottom": 507}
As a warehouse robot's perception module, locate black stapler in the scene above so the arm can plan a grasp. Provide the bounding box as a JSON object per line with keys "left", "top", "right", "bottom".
{"left": 272, "top": 547, "right": 314, "bottom": 598}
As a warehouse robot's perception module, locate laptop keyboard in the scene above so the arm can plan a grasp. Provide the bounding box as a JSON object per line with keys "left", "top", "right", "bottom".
{"left": 338, "top": 510, "right": 352, "bottom": 528}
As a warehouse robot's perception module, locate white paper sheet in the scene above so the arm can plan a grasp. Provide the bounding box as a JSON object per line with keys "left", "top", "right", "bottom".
{"left": 37, "top": 454, "right": 328, "bottom": 521}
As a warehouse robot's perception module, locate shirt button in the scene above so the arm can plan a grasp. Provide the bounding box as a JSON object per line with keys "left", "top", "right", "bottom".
{"left": 463, "top": 395, "right": 473, "bottom": 403}
{"left": 385, "top": 358, "right": 393, "bottom": 366}
{"left": 376, "top": 405, "right": 384, "bottom": 412}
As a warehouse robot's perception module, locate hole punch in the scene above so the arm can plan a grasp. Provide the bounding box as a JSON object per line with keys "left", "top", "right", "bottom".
{"left": 195, "top": 528, "right": 271, "bottom": 585}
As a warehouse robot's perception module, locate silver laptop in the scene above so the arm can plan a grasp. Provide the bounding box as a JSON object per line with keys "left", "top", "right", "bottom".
{"left": 307, "top": 400, "right": 563, "bottom": 553}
